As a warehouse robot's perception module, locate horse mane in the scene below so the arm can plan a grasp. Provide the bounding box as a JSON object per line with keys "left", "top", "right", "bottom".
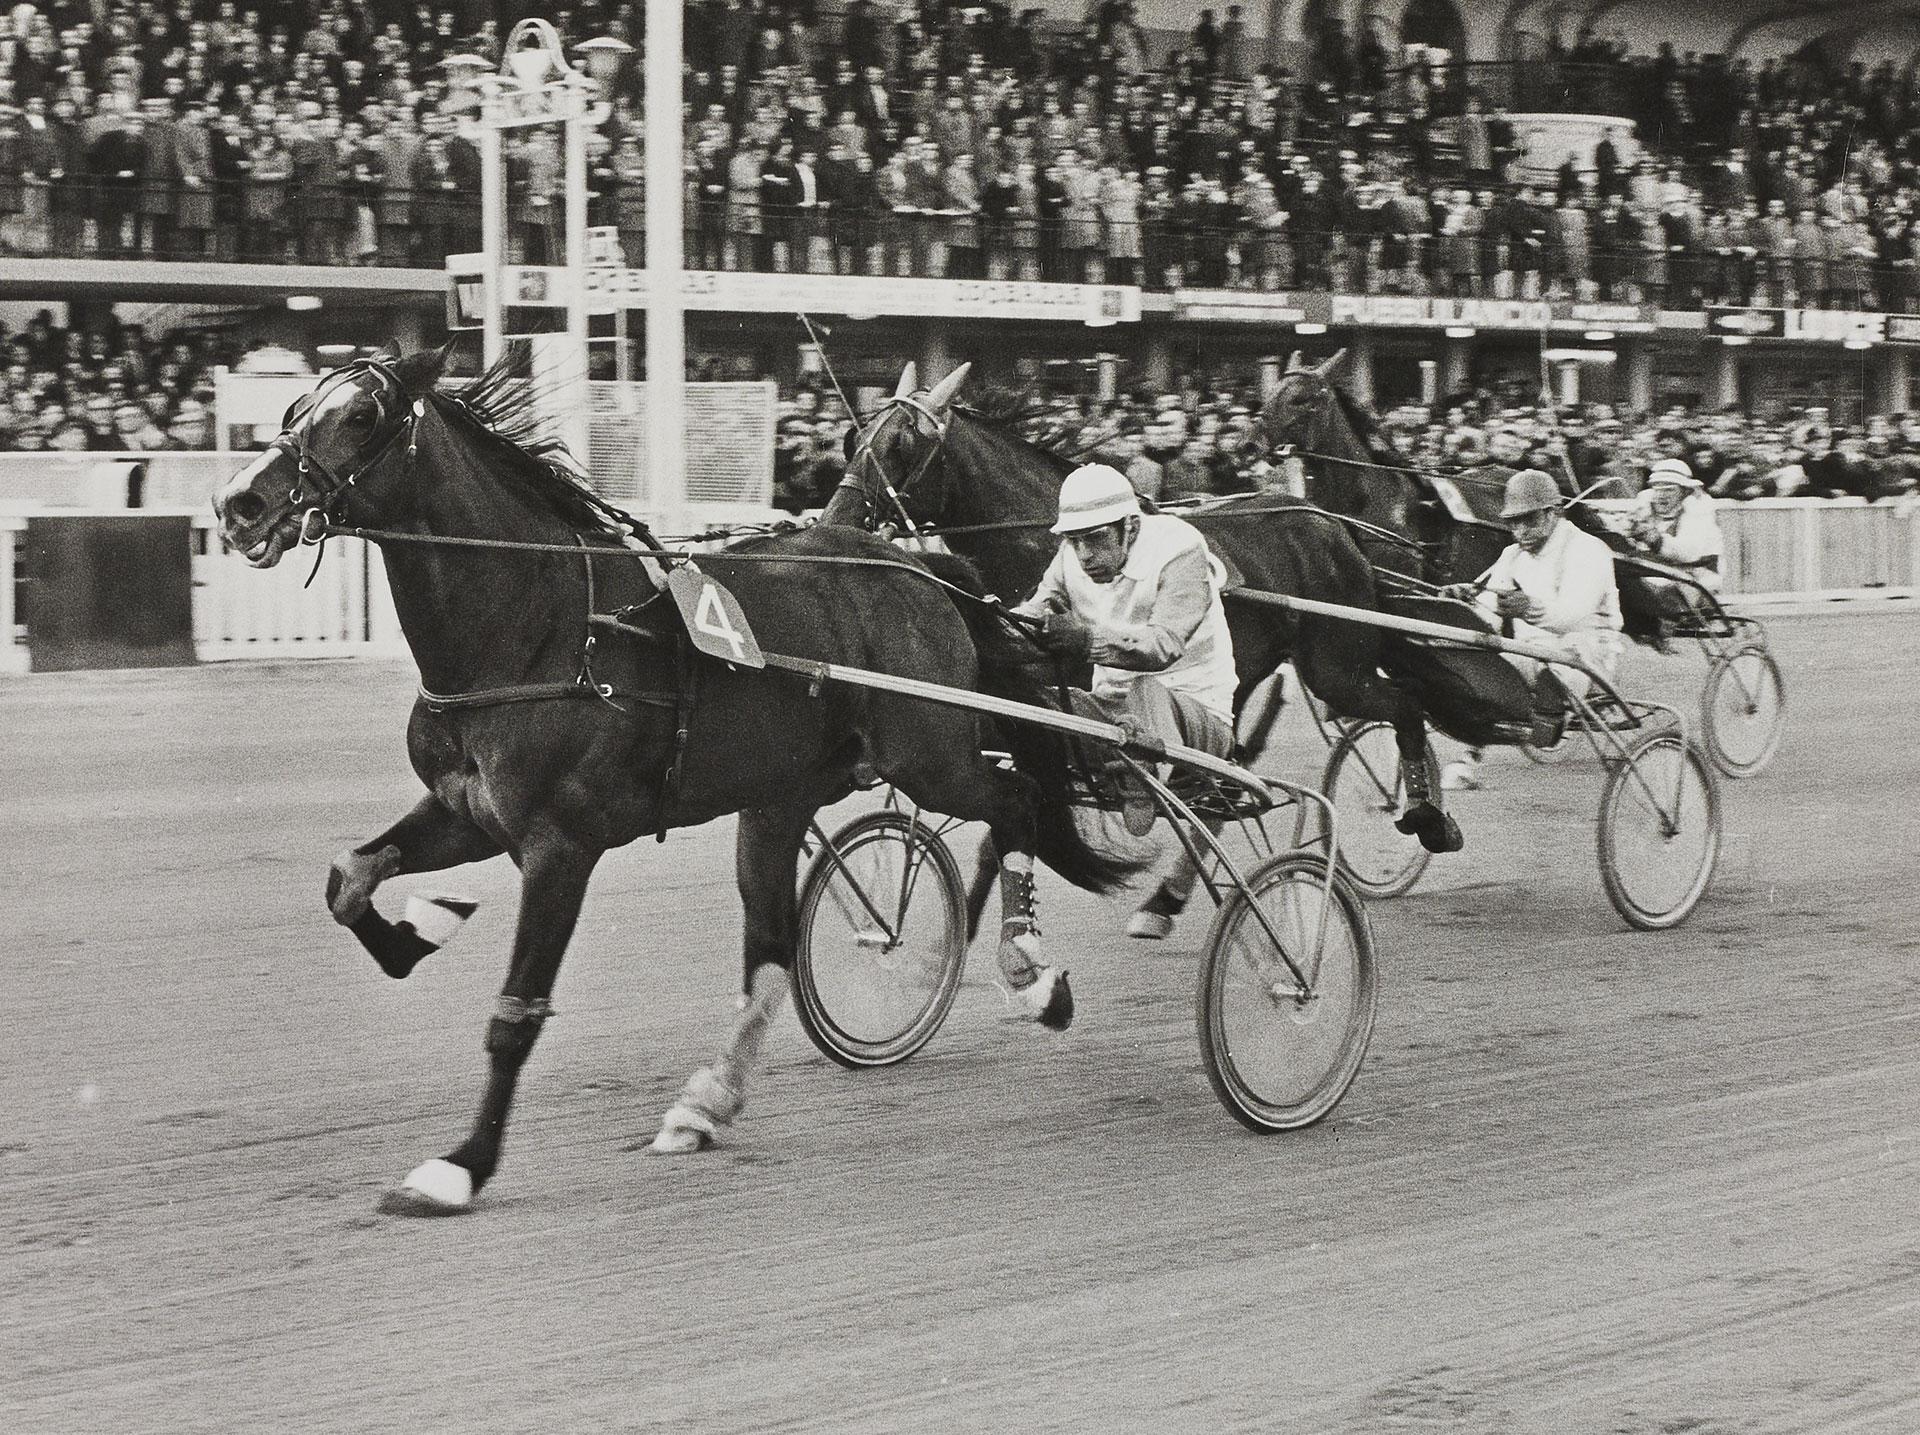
{"left": 959, "top": 383, "right": 1043, "bottom": 427}
{"left": 1324, "top": 380, "right": 1415, "bottom": 474}
{"left": 439, "top": 356, "right": 650, "bottom": 541}
{"left": 954, "top": 386, "right": 1080, "bottom": 474}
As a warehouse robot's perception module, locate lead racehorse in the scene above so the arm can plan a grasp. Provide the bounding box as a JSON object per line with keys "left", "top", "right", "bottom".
{"left": 213, "top": 348, "right": 1136, "bottom": 1214}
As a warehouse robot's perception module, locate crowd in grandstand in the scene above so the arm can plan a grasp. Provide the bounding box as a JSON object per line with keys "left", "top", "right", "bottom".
{"left": 771, "top": 377, "right": 1920, "bottom": 512}
{"left": 0, "top": 311, "right": 225, "bottom": 451}
{"left": 0, "top": 0, "right": 1915, "bottom": 308}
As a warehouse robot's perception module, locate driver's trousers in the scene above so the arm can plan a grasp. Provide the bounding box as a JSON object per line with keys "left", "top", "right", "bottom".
{"left": 1068, "top": 676, "right": 1234, "bottom": 768}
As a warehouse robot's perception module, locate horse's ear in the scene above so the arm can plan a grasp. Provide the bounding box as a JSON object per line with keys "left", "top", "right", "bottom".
{"left": 1317, "top": 348, "right": 1350, "bottom": 380}
{"left": 390, "top": 343, "right": 452, "bottom": 396}
{"left": 924, "top": 361, "right": 971, "bottom": 412}
{"left": 1284, "top": 350, "right": 1305, "bottom": 374}
{"left": 894, "top": 362, "right": 919, "bottom": 399}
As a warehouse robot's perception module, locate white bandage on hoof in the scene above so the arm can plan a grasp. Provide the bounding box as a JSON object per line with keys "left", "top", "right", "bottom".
{"left": 1017, "top": 965, "right": 1074, "bottom": 1031}
{"left": 403, "top": 892, "right": 478, "bottom": 950}
{"left": 997, "top": 920, "right": 1042, "bottom": 985}
{"left": 650, "top": 1107, "right": 716, "bottom": 1154}
{"left": 1127, "top": 910, "right": 1174, "bottom": 940}
{"left": 388, "top": 1157, "right": 473, "bottom": 1214}
{"left": 649, "top": 1067, "right": 741, "bottom": 1154}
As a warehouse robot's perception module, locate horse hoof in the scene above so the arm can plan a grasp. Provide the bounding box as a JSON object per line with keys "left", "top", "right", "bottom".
{"left": 1419, "top": 812, "right": 1465, "bottom": 855}
{"left": 1127, "top": 910, "right": 1174, "bottom": 940}
{"left": 377, "top": 1158, "right": 472, "bottom": 1216}
{"left": 650, "top": 1117, "right": 714, "bottom": 1156}
{"left": 1019, "top": 966, "right": 1074, "bottom": 1031}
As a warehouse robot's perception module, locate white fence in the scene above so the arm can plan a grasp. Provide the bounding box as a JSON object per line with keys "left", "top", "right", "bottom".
{"left": 186, "top": 515, "right": 406, "bottom": 659}
{"left": 4, "top": 492, "right": 1916, "bottom": 673}
{"left": 0, "top": 451, "right": 246, "bottom": 512}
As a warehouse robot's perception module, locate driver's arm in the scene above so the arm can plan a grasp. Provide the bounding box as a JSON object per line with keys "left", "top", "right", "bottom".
{"left": 1087, "top": 544, "right": 1211, "bottom": 672}
{"left": 1010, "top": 548, "right": 1071, "bottom": 620}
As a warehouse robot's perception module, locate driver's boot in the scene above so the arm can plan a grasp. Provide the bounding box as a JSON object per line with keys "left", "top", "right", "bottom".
{"left": 1530, "top": 670, "right": 1571, "bottom": 748}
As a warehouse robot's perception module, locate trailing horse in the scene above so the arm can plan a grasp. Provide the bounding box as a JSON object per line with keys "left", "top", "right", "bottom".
{"left": 820, "top": 363, "right": 1466, "bottom": 937}
{"left": 1257, "top": 351, "right": 1670, "bottom": 647}
{"left": 212, "top": 348, "right": 1135, "bottom": 1214}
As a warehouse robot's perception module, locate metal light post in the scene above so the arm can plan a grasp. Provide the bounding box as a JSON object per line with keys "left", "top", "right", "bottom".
{"left": 643, "top": 0, "right": 687, "bottom": 527}
{"left": 475, "top": 20, "right": 595, "bottom": 473}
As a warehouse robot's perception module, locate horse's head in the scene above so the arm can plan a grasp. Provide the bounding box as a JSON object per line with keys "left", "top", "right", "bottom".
{"left": 1257, "top": 347, "right": 1349, "bottom": 457}
{"left": 214, "top": 346, "right": 449, "bottom": 567}
{"left": 830, "top": 360, "right": 972, "bottom": 532}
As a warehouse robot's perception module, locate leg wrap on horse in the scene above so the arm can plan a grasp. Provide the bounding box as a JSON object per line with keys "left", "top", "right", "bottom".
{"left": 485, "top": 996, "right": 554, "bottom": 1063}
{"left": 996, "top": 862, "right": 1041, "bottom": 988}
{"left": 1394, "top": 755, "right": 1465, "bottom": 854}
{"left": 995, "top": 859, "right": 1073, "bottom": 1029}
{"left": 652, "top": 966, "right": 787, "bottom": 1153}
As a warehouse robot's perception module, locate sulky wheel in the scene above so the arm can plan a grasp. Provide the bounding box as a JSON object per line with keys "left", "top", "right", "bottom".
{"left": 1196, "top": 852, "right": 1378, "bottom": 1132}
{"left": 1702, "top": 643, "right": 1786, "bottom": 778}
{"left": 1318, "top": 719, "right": 1436, "bottom": 898}
{"left": 1596, "top": 732, "right": 1722, "bottom": 930}
{"left": 794, "top": 811, "right": 967, "bottom": 1068}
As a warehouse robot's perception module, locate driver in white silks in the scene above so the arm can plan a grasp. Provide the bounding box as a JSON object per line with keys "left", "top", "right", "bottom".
{"left": 1439, "top": 468, "right": 1624, "bottom": 791}
{"left": 1007, "top": 463, "right": 1239, "bottom": 990}
{"left": 1629, "top": 457, "right": 1724, "bottom": 611}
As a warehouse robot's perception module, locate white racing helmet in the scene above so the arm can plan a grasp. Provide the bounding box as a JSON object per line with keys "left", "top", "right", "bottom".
{"left": 1646, "top": 457, "right": 1702, "bottom": 490}
{"left": 1052, "top": 463, "right": 1141, "bottom": 534}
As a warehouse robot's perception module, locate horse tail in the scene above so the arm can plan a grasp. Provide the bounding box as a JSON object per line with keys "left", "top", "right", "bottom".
{"left": 916, "top": 552, "right": 1143, "bottom": 896}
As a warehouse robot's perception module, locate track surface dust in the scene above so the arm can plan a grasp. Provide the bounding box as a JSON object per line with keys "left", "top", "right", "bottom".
{"left": 3, "top": 613, "right": 1916, "bottom": 1433}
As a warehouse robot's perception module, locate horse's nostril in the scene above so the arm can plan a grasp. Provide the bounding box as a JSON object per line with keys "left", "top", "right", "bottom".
{"left": 226, "top": 491, "right": 266, "bottom": 525}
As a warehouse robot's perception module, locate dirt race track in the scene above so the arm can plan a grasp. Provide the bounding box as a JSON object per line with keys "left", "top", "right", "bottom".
{"left": 3, "top": 610, "right": 1916, "bottom": 1434}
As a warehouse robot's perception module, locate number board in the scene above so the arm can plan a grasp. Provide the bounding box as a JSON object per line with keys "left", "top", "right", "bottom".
{"left": 666, "top": 567, "right": 766, "bottom": 668}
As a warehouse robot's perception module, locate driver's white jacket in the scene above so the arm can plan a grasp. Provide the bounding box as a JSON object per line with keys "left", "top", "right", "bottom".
{"left": 1632, "top": 491, "right": 1724, "bottom": 590}
{"left": 1018, "top": 513, "right": 1237, "bottom": 724}
{"left": 1478, "top": 517, "right": 1624, "bottom": 681}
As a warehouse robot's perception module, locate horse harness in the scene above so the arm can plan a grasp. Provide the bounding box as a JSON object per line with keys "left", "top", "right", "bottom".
{"left": 266, "top": 360, "right": 708, "bottom": 826}
{"left": 833, "top": 393, "right": 958, "bottom": 539}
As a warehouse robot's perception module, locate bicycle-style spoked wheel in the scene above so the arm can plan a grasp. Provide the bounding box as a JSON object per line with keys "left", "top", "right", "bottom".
{"left": 1319, "top": 720, "right": 1435, "bottom": 898}
{"left": 794, "top": 811, "right": 966, "bottom": 1067}
{"left": 1196, "top": 852, "right": 1377, "bottom": 1132}
{"left": 1596, "top": 732, "right": 1722, "bottom": 930}
{"left": 1702, "top": 643, "right": 1786, "bottom": 778}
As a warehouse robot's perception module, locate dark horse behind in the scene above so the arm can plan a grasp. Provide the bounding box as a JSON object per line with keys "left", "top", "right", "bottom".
{"left": 213, "top": 347, "right": 1138, "bottom": 1214}
{"left": 821, "top": 363, "right": 1472, "bottom": 936}
{"left": 1257, "top": 349, "right": 1671, "bottom": 648}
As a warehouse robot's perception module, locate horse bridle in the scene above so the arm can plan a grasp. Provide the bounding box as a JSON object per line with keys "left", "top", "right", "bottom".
{"left": 268, "top": 359, "right": 425, "bottom": 544}
{"left": 839, "top": 394, "right": 956, "bottom": 540}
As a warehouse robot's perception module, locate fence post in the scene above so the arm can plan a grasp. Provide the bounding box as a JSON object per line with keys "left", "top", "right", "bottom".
{"left": 0, "top": 518, "right": 26, "bottom": 674}
{"left": 1798, "top": 501, "right": 1821, "bottom": 593}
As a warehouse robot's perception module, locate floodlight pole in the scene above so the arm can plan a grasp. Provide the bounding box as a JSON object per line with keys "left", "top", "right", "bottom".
{"left": 644, "top": 0, "right": 687, "bottom": 526}
{"left": 478, "top": 21, "right": 594, "bottom": 474}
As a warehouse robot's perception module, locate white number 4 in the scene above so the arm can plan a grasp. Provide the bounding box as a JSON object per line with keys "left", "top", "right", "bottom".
{"left": 694, "top": 581, "right": 747, "bottom": 663}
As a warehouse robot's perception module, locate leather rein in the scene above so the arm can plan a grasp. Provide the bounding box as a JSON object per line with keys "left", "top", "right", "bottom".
{"left": 266, "top": 361, "right": 673, "bottom": 715}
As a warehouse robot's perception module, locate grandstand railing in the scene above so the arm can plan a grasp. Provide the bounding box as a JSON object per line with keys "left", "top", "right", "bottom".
{"left": 9, "top": 181, "right": 1913, "bottom": 312}
{"left": 1392, "top": 61, "right": 1631, "bottom": 118}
